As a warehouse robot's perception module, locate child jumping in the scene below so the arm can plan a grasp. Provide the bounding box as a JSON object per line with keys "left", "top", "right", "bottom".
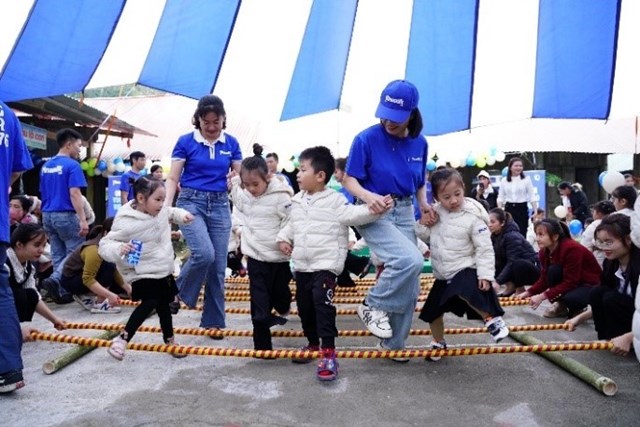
{"left": 99, "top": 176, "right": 193, "bottom": 360}
{"left": 416, "top": 168, "right": 508, "bottom": 360}
{"left": 229, "top": 143, "right": 294, "bottom": 354}
{"left": 277, "top": 146, "right": 388, "bottom": 381}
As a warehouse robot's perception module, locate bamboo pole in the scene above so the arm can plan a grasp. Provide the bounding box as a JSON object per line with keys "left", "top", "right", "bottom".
{"left": 509, "top": 332, "right": 617, "bottom": 396}
{"left": 42, "top": 329, "right": 120, "bottom": 375}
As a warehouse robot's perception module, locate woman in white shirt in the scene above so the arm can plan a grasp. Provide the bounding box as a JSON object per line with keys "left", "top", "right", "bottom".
{"left": 497, "top": 157, "right": 537, "bottom": 237}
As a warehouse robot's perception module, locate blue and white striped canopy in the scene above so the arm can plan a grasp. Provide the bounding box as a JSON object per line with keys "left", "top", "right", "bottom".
{"left": 2, "top": 0, "right": 639, "bottom": 155}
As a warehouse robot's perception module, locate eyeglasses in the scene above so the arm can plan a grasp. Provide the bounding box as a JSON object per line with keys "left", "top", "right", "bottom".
{"left": 595, "top": 239, "right": 619, "bottom": 249}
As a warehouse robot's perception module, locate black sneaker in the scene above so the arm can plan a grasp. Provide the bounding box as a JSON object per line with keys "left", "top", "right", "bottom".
{"left": 0, "top": 370, "right": 25, "bottom": 394}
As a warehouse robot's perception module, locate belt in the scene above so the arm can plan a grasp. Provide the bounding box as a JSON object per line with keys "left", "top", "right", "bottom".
{"left": 390, "top": 194, "right": 413, "bottom": 202}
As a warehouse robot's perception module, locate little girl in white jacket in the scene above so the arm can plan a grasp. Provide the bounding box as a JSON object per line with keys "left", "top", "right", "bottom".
{"left": 228, "top": 144, "right": 294, "bottom": 353}
{"left": 416, "top": 168, "right": 508, "bottom": 360}
{"left": 99, "top": 176, "right": 192, "bottom": 361}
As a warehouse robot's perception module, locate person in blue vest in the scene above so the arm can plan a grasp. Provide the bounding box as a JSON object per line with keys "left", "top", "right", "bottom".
{"left": 39, "top": 128, "right": 88, "bottom": 304}
{"left": 119, "top": 151, "right": 147, "bottom": 205}
{"left": 0, "top": 100, "right": 34, "bottom": 394}
{"left": 164, "top": 95, "right": 242, "bottom": 334}
{"left": 342, "top": 79, "right": 434, "bottom": 354}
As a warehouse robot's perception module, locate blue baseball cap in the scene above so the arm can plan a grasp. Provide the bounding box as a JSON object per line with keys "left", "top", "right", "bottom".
{"left": 375, "top": 80, "right": 419, "bottom": 123}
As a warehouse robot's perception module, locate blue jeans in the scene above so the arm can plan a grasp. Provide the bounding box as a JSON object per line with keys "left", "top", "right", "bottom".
{"left": 176, "top": 188, "right": 231, "bottom": 328}
{"left": 43, "top": 211, "right": 84, "bottom": 281}
{"left": 356, "top": 198, "right": 423, "bottom": 349}
{"left": 0, "top": 244, "right": 23, "bottom": 374}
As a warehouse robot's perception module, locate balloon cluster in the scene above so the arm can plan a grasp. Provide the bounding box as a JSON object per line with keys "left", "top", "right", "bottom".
{"left": 426, "top": 147, "right": 506, "bottom": 171}
{"left": 282, "top": 154, "right": 300, "bottom": 173}
{"left": 599, "top": 171, "right": 626, "bottom": 194}
{"left": 79, "top": 157, "right": 131, "bottom": 178}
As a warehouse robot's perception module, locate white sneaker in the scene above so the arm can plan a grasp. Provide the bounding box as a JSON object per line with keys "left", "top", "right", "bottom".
{"left": 486, "top": 316, "right": 509, "bottom": 342}
{"left": 91, "top": 300, "right": 121, "bottom": 314}
{"left": 426, "top": 340, "right": 447, "bottom": 362}
{"left": 108, "top": 336, "right": 127, "bottom": 361}
{"left": 73, "top": 294, "right": 95, "bottom": 311}
{"left": 357, "top": 303, "right": 392, "bottom": 339}
{"left": 376, "top": 341, "right": 409, "bottom": 363}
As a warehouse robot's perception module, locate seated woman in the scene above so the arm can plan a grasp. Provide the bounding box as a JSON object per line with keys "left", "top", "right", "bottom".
{"left": 581, "top": 200, "right": 616, "bottom": 267}
{"left": 9, "top": 195, "right": 38, "bottom": 228}
{"left": 516, "top": 219, "right": 601, "bottom": 318}
{"left": 488, "top": 208, "right": 540, "bottom": 297}
{"left": 6, "top": 223, "right": 66, "bottom": 329}
{"left": 58, "top": 217, "right": 131, "bottom": 313}
{"left": 611, "top": 185, "right": 636, "bottom": 217}
{"left": 566, "top": 214, "right": 638, "bottom": 341}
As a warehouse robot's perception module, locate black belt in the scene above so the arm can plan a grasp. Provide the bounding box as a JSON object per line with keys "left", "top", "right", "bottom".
{"left": 390, "top": 194, "right": 413, "bottom": 202}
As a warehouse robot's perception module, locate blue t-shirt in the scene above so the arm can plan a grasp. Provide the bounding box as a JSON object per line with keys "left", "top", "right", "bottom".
{"left": 346, "top": 124, "right": 428, "bottom": 197}
{"left": 172, "top": 131, "right": 242, "bottom": 192}
{"left": 40, "top": 156, "right": 87, "bottom": 212}
{"left": 0, "top": 101, "right": 33, "bottom": 243}
{"left": 339, "top": 186, "right": 355, "bottom": 204}
{"left": 119, "top": 170, "right": 142, "bottom": 202}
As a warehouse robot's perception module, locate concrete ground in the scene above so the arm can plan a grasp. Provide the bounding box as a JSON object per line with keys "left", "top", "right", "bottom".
{"left": 2, "top": 281, "right": 640, "bottom": 427}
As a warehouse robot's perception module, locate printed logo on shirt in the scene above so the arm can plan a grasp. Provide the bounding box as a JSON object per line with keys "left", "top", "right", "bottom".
{"left": 42, "top": 165, "right": 63, "bottom": 175}
{"left": 408, "top": 156, "right": 423, "bottom": 162}
{"left": 477, "top": 226, "right": 488, "bottom": 234}
{"left": 219, "top": 150, "right": 231, "bottom": 155}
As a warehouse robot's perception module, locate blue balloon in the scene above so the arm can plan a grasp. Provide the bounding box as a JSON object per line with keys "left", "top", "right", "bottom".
{"left": 598, "top": 171, "right": 607, "bottom": 186}
{"left": 489, "top": 146, "right": 498, "bottom": 157}
{"left": 97, "top": 160, "right": 107, "bottom": 171}
{"left": 466, "top": 157, "right": 475, "bottom": 167}
{"left": 426, "top": 159, "right": 437, "bottom": 171}
{"left": 113, "top": 157, "right": 123, "bottom": 164}
{"left": 569, "top": 219, "right": 583, "bottom": 236}
{"left": 501, "top": 166, "right": 508, "bottom": 177}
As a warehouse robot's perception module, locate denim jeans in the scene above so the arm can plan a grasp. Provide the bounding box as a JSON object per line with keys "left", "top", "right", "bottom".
{"left": 0, "top": 244, "right": 23, "bottom": 373}
{"left": 42, "top": 212, "right": 83, "bottom": 272}
{"left": 176, "top": 188, "right": 231, "bottom": 328}
{"left": 356, "top": 198, "right": 423, "bottom": 349}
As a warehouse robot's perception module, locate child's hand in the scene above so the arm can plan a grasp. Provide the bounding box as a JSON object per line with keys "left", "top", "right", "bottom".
{"left": 170, "top": 230, "right": 182, "bottom": 240}
{"left": 183, "top": 213, "right": 194, "bottom": 224}
{"left": 279, "top": 241, "right": 293, "bottom": 256}
{"left": 478, "top": 279, "right": 491, "bottom": 291}
{"left": 53, "top": 319, "right": 67, "bottom": 330}
{"left": 422, "top": 249, "right": 430, "bottom": 259}
{"left": 120, "top": 242, "right": 136, "bottom": 257}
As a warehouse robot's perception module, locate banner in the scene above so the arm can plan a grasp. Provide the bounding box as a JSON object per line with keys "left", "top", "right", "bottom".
{"left": 525, "top": 170, "right": 546, "bottom": 212}
{"left": 21, "top": 123, "right": 47, "bottom": 150}
{"left": 107, "top": 176, "right": 122, "bottom": 217}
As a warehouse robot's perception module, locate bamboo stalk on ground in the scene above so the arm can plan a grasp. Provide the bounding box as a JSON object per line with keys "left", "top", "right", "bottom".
{"left": 42, "top": 329, "right": 120, "bottom": 375}
{"left": 509, "top": 331, "right": 617, "bottom": 396}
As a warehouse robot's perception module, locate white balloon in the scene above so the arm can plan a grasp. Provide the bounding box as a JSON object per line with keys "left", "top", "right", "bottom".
{"left": 115, "top": 163, "right": 125, "bottom": 172}
{"left": 495, "top": 151, "right": 506, "bottom": 162}
{"left": 448, "top": 158, "right": 460, "bottom": 169}
{"left": 93, "top": 168, "right": 102, "bottom": 177}
{"left": 602, "top": 171, "right": 626, "bottom": 194}
{"left": 486, "top": 156, "right": 496, "bottom": 166}
{"left": 102, "top": 170, "right": 110, "bottom": 177}
{"left": 282, "top": 160, "right": 295, "bottom": 173}
{"left": 553, "top": 205, "right": 567, "bottom": 219}
{"left": 107, "top": 162, "right": 116, "bottom": 173}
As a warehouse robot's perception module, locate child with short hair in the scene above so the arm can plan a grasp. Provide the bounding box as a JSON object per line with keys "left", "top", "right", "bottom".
{"left": 99, "top": 175, "right": 193, "bottom": 360}
{"left": 229, "top": 143, "right": 294, "bottom": 354}
{"left": 277, "top": 146, "right": 388, "bottom": 381}
{"left": 6, "top": 223, "right": 67, "bottom": 329}
{"left": 416, "top": 168, "right": 508, "bottom": 360}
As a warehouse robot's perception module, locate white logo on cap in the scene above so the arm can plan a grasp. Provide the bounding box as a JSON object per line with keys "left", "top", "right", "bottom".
{"left": 385, "top": 95, "right": 404, "bottom": 107}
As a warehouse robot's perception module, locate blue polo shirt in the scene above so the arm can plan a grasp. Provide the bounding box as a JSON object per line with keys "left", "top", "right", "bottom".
{"left": 40, "top": 156, "right": 87, "bottom": 212}
{"left": 119, "top": 170, "right": 142, "bottom": 202}
{"left": 172, "top": 131, "right": 242, "bottom": 192}
{"left": 0, "top": 101, "right": 33, "bottom": 243}
{"left": 346, "top": 124, "right": 428, "bottom": 197}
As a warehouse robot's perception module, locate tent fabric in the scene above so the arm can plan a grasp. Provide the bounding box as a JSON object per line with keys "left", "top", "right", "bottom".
{"left": 1, "top": 0, "right": 639, "bottom": 155}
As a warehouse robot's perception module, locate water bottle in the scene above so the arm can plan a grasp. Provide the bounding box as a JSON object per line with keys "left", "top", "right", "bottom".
{"left": 127, "top": 239, "right": 143, "bottom": 266}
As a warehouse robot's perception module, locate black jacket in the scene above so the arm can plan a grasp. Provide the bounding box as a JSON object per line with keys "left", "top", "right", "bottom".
{"left": 491, "top": 219, "right": 538, "bottom": 285}
{"left": 567, "top": 189, "right": 590, "bottom": 224}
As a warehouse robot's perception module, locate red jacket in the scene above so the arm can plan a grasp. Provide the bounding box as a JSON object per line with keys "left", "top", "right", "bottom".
{"left": 528, "top": 238, "right": 601, "bottom": 301}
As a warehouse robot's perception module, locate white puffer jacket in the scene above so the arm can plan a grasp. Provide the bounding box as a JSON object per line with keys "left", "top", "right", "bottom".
{"left": 277, "top": 188, "right": 378, "bottom": 275}
{"left": 99, "top": 201, "right": 191, "bottom": 283}
{"left": 229, "top": 175, "right": 293, "bottom": 262}
{"left": 631, "top": 198, "right": 640, "bottom": 362}
{"left": 416, "top": 197, "right": 495, "bottom": 281}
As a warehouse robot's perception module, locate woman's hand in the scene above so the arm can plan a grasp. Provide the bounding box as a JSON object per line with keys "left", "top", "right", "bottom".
{"left": 478, "top": 279, "right": 491, "bottom": 291}
{"left": 53, "top": 319, "right": 67, "bottom": 330}
{"left": 21, "top": 325, "right": 37, "bottom": 342}
{"left": 529, "top": 293, "right": 547, "bottom": 310}
{"left": 420, "top": 205, "right": 438, "bottom": 226}
{"left": 107, "top": 292, "right": 121, "bottom": 307}
{"left": 564, "top": 317, "right": 579, "bottom": 332}
{"left": 515, "top": 290, "right": 530, "bottom": 299}
{"left": 610, "top": 333, "right": 633, "bottom": 357}
{"left": 362, "top": 192, "right": 389, "bottom": 215}
{"left": 279, "top": 242, "right": 293, "bottom": 256}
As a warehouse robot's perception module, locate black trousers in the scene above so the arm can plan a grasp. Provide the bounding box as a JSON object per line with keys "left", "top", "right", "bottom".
{"left": 505, "top": 202, "right": 529, "bottom": 237}
{"left": 123, "top": 277, "right": 176, "bottom": 343}
{"left": 336, "top": 252, "right": 370, "bottom": 285}
{"left": 295, "top": 271, "right": 338, "bottom": 349}
{"left": 11, "top": 287, "right": 39, "bottom": 322}
{"left": 590, "top": 286, "right": 635, "bottom": 340}
{"left": 247, "top": 258, "right": 292, "bottom": 350}
{"left": 506, "top": 259, "right": 540, "bottom": 287}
